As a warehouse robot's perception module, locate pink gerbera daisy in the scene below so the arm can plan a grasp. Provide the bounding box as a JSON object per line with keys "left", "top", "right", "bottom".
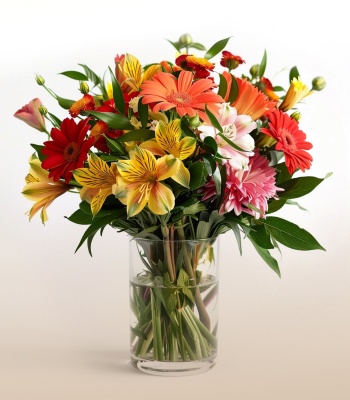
{"left": 260, "top": 108, "right": 313, "bottom": 174}
{"left": 140, "top": 70, "right": 224, "bottom": 123}
{"left": 202, "top": 152, "right": 280, "bottom": 218}
{"left": 42, "top": 118, "right": 94, "bottom": 184}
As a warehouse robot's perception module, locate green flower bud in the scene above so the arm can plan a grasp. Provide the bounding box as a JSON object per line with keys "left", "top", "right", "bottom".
{"left": 39, "top": 105, "right": 48, "bottom": 115}
{"left": 290, "top": 111, "right": 302, "bottom": 122}
{"left": 250, "top": 64, "right": 259, "bottom": 79}
{"left": 179, "top": 34, "right": 192, "bottom": 46}
{"left": 80, "top": 81, "right": 90, "bottom": 94}
{"left": 188, "top": 114, "right": 200, "bottom": 129}
{"left": 35, "top": 75, "right": 45, "bottom": 85}
{"left": 311, "top": 76, "right": 326, "bottom": 91}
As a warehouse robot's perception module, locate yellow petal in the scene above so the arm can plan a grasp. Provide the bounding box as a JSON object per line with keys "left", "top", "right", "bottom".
{"left": 90, "top": 188, "right": 111, "bottom": 216}
{"left": 126, "top": 185, "right": 148, "bottom": 217}
{"left": 142, "top": 64, "right": 162, "bottom": 83}
{"left": 123, "top": 54, "right": 142, "bottom": 91}
{"left": 155, "top": 155, "right": 180, "bottom": 181}
{"left": 139, "top": 139, "right": 166, "bottom": 156}
{"left": 178, "top": 136, "right": 196, "bottom": 160}
{"left": 148, "top": 181, "right": 175, "bottom": 215}
{"left": 171, "top": 161, "right": 190, "bottom": 188}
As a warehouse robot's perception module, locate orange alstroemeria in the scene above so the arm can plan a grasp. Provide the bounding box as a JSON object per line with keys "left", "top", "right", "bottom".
{"left": 73, "top": 153, "right": 119, "bottom": 216}
{"left": 223, "top": 72, "right": 276, "bottom": 120}
{"left": 115, "top": 147, "right": 182, "bottom": 217}
{"left": 22, "top": 154, "right": 72, "bottom": 223}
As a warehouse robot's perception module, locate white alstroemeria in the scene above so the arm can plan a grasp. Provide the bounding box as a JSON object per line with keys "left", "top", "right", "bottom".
{"left": 199, "top": 103, "right": 256, "bottom": 170}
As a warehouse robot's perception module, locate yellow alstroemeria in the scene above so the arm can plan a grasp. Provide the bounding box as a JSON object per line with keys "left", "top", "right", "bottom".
{"left": 121, "top": 54, "right": 162, "bottom": 92}
{"left": 22, "top": 154, "right": 71, "bottom": 223}
{"left": 279, "top": 77, "right": 314, "bottom": 112}
{"left": 115, "top": 146, "right": 181, "bottom": 217}
{"left": 140, "top": 119, "right": 196, "bottom": 187}
{"left": 73, "top": 153, "right": 119, "bottom": 216}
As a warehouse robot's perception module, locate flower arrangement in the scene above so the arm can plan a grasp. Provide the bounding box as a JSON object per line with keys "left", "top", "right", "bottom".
{"left": 15, "top": 34, "right": 328, "bottom": 372}
{"left": 15, "top": 34, "right": 327, "bottom": 274}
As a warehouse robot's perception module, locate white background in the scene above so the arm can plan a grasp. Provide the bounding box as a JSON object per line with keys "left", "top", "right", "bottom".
{"left": 1, "top": 1, "right": 349, "bottom": 399}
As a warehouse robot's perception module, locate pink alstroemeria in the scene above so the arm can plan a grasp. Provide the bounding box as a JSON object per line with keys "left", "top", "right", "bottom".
{"left": 14, "top": 98, "right": 47, "bottom": 132}
{"left": 198, "top": 103, "right": 256, "bottom": 170}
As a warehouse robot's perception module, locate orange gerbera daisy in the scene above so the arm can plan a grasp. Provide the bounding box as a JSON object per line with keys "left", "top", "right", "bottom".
{"left": 140, "top": 70, "right": 224, "bottom": 123}
{"left": 260, "top": 109, "right": 313, "bottom": 174}
{"left": 223, "top": 72, "right": 276, "bottom": 120}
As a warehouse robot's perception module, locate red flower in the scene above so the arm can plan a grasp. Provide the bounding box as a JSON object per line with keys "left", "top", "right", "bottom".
{"left": 175, "top": 54, "right": 215, "bottom": 79}
{"left": 220, "top": 51, "right": 245, "bottom": 70}
{"left": 42, "top": 118, "right": 94, "bottom": 183}
{"left": 260, "top": 109, "right": 313, "bottom": 174}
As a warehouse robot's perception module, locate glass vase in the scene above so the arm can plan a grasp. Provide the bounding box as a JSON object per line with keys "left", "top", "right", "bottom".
{"left": 129, "top": 237, "right": 220, "bottom": 376}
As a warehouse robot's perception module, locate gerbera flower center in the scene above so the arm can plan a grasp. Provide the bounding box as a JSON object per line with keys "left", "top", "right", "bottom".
{"left": 280, "top": 129, "right": 297, "bottom": 152}
{"left": 168, "top": 92, "right": 192, "bottom": 106}
{"left": 63, "top": 142, "right": 80, "bottom": 162}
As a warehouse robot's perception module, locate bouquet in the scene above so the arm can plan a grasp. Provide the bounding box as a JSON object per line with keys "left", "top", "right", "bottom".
{"left": 15, "top": 34, "right": 328, "bottom": 372}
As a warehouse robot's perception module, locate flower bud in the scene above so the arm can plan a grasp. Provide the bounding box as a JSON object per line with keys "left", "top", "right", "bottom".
{"left": 179, "top": 34, "right": 192, "bottom": 46}
{"left": 80, "top": 81, "right": 90, "bottom": 94}
{"left": 188, "top": 114, "right": 200, "bottom": 128}
{"left": 290, "top": 111, "right": 301, "bottom": 122}
{"left": 311, "top": 76, "right": 326, "bottom": 91}
{"left": 39, "top": 105, "right": 48, "bottom": 116}
{"left": 35, "top": 75, "right": 45, "bottom": 85}
{"left": 250, "top": 64, "right": 259, "bottom": 78}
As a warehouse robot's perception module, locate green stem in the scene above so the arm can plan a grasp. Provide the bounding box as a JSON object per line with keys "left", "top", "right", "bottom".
{"left": 151, "top": 289, "right": 164, "bottom": 361}
{"left": 176, "top": 223, "right": 212, "bottom": 330}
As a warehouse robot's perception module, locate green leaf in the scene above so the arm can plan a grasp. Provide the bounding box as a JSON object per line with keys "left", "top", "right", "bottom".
{"left": 66, "top": 208, "right": 93, "bottom": 225}
{"left": 59, "top": 70, "right": 88, "bottom": 81}
{"left": 249, "top": 224, "right": 274, "bottom": 249}
{"left": 189, "top": 162, "right": 208, "bottom": 190}
{"left": 104, "top": 136, "right": 127, "bottom": 155}
{"left": 217, "top": 73, "right": 228, "bottom": 99}
{"left": 138, "top": 97, "right": 149, "bottom": 129}
{"left": 47, "top": 112, "right": 61, "bottom": 127}
{"left": 205, "top": 105, "right": 222, "bottom": 133}
{"left": 275, "top": 162, "right": 292, "bottom": 184}
{"left": 108, "top": 67, "right": 125, "bottom": 115}
{"left": 258, "top": 50, "right": 267, "bottom": 78}
{"left": 289, "top": 66, "right": 300, "bottom": 82}
{"left": 278, "top": 175, "right": 328, "bottom": 199}
{"left": 203, "top": 135, "right": 218, "bottom": 154}
{"left": 78, "top": 63, "right": 102, "bottom": 87}
{"left": 116, "top": 128, "right": 155, "bottom": 142}
{"left": 56, "top": 96, "right": 75, "bottom": 109}
{"left": 30, "top": 144, "right": 45, "bottom": 161}
{"left": 87, "top": 111, "right": 133, "bottom": 130}
{"left": 166, "top": 39, "right": 181, "bottom": 53}
{"left": 226, "top": 74, "right": 239, "bottom": 104}
{"left": 249, "top": 236, "right": 281, "bottom": 277}
{"left": 267, "top": 197, "right": 288, "bottom": 214}
{"left": 204, "top": 37, "right": 232, "bottom": 60}
{"left": 74, "top": 208, "right": 126, "bottom": 254}
{"left": 190, "top": 42, "right": 206, "bottom": 51}
{"left": 262, "top": 216, "right": 325, "bottom": 251}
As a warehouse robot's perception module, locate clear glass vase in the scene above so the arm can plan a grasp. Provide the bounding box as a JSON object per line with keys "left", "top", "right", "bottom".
{"left": 129, "top": 237, "right": 220, "bottom": 376}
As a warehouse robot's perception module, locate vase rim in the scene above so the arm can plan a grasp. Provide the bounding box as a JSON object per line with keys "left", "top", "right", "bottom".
{"left": 128, "top": 235, "right": 218, "bottom": 244}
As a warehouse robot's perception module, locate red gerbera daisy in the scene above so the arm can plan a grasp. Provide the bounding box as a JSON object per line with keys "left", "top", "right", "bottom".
{"left": 260, "top": 109, "right": 313, "bottom": 174}
{"left": 42, "top": 118, "right": 94, "bottom": 183}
